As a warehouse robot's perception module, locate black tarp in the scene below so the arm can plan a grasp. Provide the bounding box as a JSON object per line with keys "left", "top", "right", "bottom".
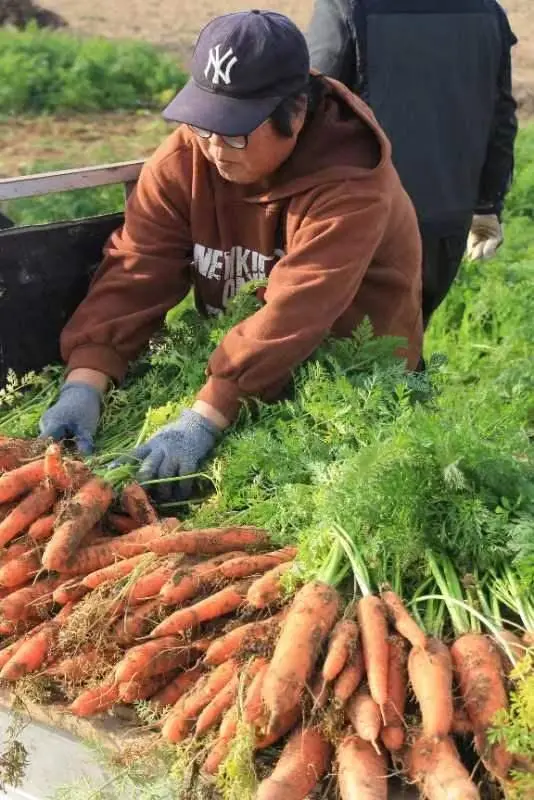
{"left": 0, "top": 213, "right": 123, "bottom": 386}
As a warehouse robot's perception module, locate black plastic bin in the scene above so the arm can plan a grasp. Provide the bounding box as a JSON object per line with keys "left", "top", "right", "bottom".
{"left": 0, "top": 213, "right": 123, "bottom": 386}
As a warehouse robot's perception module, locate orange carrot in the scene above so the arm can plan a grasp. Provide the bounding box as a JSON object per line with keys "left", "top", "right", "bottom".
{"left": 0, "top": 620, "right": 48, "bottom": 669}
{"left": 107, "top": 513, "right": 139, "bottom": 534}
{"left": 247, "top": 562, "right": 292, "bottom": 608}
{"left": 0, "top": 550, "right": 40, "bottom": 588}
{"left": 162, "top": 659, "right": 237, "bottom": 743}
{"left": 204, "top": 613, "right": 283, "bottom": 666}
{"left": 346, "top": 687, "right": 382, "bottom": 754}
{"left": 217, "top": 548, "right": 297, "bottom": 581}
{"left": 201, "top": 706, "right": 238, "bottom": 775}
{"left": 115, "top": 636, "right": 201, "bottom": 682}
{"left": 322, "top": 618, "right": 359, "bottom": 683}
{"left": 0, "top": 438, "right": 45, "bottom": 472}
{"left": 256, "top": 725, "right": 332, "bottom": 800}
{"left": 70, "top": 680, "right": 121, "bottom": 717}
{"left": 262, "top": 581, "right": 340, "bottom": 731}
{"left": 381, "top": 589, "right": 427, "bottom": 649}
{"left": 150, "top": 581, "right": 249, "bottom": 639}
{"left": 59, "top": 521, "right": 178, "bottom": 575}
{"left": 121, "top": 482, "right": 158, "bottom": 526}
{"left": 0, "top": 483, "right": 57, "bottom": 547}
{"left": 408, "top": 638, "right": 453, "bottom": 739}
{"left": 451, "top": 633, "right": 512, "bottom": 780}
{"left": 380, "top": 634, "right": 408, "bottom": 752}
{"left": 0, "top": 578, "right": 62, "bottom": 622}
{"left": 333, "top": 644, "right": 365, "bottom": 706}
{"left": 43, "top": 444, "right": 71, "bottom": 491}
{"left": 46, "top": 650, "right": 101, "bottom": 682}
{"left": 150, "top": 526, "right": 269, "bottom": 557}
{"left": 118, "top": 672, "right": 173, "bottom": 703}
{"left": 243, "top": 659, "right": 269, "bottom": 724}
{"left": 0, "top": 603, "right": 72, "bottom": 680}
{"left": 337, "top": 734, "right": 387, "bottom": 800}
{"left": 356, "top": 595, "right": 389, "bottom": 716}
{"left": 42, "top": 477, "right": 114, "bottom": 570}
{"left": 159, "top": 552, "right": 245, "bottom": 606}
{"left": 0, "top": 538, "right": 32, "bottom": 565}
{"left": 195, "top": 673, "right": 239, "bottom": 736}
{"left": 150, "top": 666, "right": 204, "bottom": 711}
{"left": 254, "top": 705, "right": 302, "bottom": 750}
{"left": 27, "top": 513, "right": 56, "bottom": 542}
{"left": 126, "top": 560, "right": 177, "bottom": 604}
{"left": 0, "top": 459, "right": 46, "bottom": 503}
{"left": 408, "top": 734, "right": 480, "bottom": 800}
{"left": 53, "top": 578, "right": 88, "bottom": 605}
{"left": 113, "top": 598, "right": 161, "bottom": 645}
{"left": 82, "top": 554, "right": 147, "bottom": 589}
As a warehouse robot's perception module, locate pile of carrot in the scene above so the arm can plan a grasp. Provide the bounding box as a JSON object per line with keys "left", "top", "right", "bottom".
{"left": 0, "top": 436, "right": 532, "bottom": 800}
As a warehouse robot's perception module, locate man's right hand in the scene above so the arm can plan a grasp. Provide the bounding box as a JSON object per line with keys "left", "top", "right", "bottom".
{"left": 39, "top": 382, "right": 103, "bottom": 455}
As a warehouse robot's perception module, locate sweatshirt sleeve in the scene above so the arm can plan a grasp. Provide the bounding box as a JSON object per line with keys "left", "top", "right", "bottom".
{"left": 61, "top": 156, "right": 193, "bottom": 382}
{"left": 196, "top": 182, "right": 390, "bottom": 421}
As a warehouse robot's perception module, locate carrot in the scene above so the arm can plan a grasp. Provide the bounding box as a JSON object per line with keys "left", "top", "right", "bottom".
{"left": 408, "top": 734, "right": 480, "bottom": 800}
{"left": 256, "top": 725, "right": 332, "bottom": 800}
{"left": 262, "top": 581, "right": 340, "bottom": 732}
{"left": 150, "top": 581, "right": 249, "bottom": 639}
{"left": 126, "top": 559, "right": 178, "bottom": 604}
{"left": 0, "top": 620, "right": 48, "bottom": 669}
{"left": 150, "top": 526, "right": 269, "bottom": 556}
{"left": 408, "top": 637, "right": 453, "bottom": 738}
{"left": 451, "top": 705, "right": 473, "bottom": 736}
{"left": 309, "top": 672, "right": 330, "bottom": 711}
{"left": 381, "top": 589, "right": 427, "bottom": 649}
{"left": 380, "top": 634, "right": 407, "bottom": 752}
{"left": 43, "top": 444, "right": 71, "bottom": 491}
{"left": 0, "top": 578, "right": 62, "bottom": 622}
{"left": 346, "top": 687, "right": 382, "bottom": 754}
{"left": 159, "top": 552, "right": 245, "bottom": 606}
{"left": 162, "top": 659, "right": 237, "bottom": 743}
{"left": 113, "top": 598, "right": 161, "bottom": 645}
{"left": 70, "top": 680, "right": 121, "bottom": 717}
{"left": 0, "top": 483, "right": 57, "bottom": 547}
{"left": 121, "top": 482, "right": 158, "bottom": 526}
{"left": 42, "top": 477, "right": 114, "bottom": 570}
{"left": 322, "top": 618, "right": 360, "bottom": 683}
{"left": 243, "top": 659, "right": 270, "bottom": 724}
{"left": 337, "top": 734, "right": 388, "bottom": 800}
{"left": 119, "top": 672, "right": 173, "bottom": 703}
{"left": 115, "top": 636, "right": 202, "bottom": 683}
{"left": 333, "top": 643, "right": 365, "bottom": 706}
{"left": 217, "top": 548, "right": 297, "bottom": 581}
{"left": 356, "top": 595, "right": 389, "bottom": 716}
{"left": 247, "top": 562, "right": 292, "bottom": 608}
{"left": 59, "top": 520, "right": 178, "bottom": 575}
{"left": 53, "top": 578, "right": 88, "bottom": 605}
{"left": 0, "top": 459, "right": 46, "bottom": 503}
{"left": 201, "top": 706, "right": 238, "bottom": 775}
{"left": 451, "top": 633, "right": 512, "bottom": 779}
{"left": 46, "top": 650, "right": 101, "bottom": 681}
{"left": 150, "top": 666, "right": 204, "bottom": 711}
{"left": 254, "top": 704, "right": 302, "bottom": 750}
{"left": 82, "top": 554, "right": 147, "bottom": 589}
{"left": 0, "top": 551, "right": 40, "bottom": 588}
{"left": 0, "top": 603, "right": 72, "bottom": 680}
{"left": 0, "top": 437, "right": 45, "bottom": 472}
{"left": 195, "top": 673, "right": 239, "bottom": 736}
{"left": 27, "top": 513, "right": 56, "bottom": 542}
{"left": 204, "top": 613, "right": 282, "bottom": 666}
{"left": 107, "top": 513, "right": 139, "bottom": 534}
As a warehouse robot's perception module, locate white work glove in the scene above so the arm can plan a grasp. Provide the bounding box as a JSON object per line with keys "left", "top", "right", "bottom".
{"left": 466, "top": 214, "right": 503, "bottom": 261}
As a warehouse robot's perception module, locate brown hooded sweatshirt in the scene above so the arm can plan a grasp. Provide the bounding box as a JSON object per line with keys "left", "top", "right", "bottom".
{"left": 62, "top": 76, "right": 422, "bottom": 422}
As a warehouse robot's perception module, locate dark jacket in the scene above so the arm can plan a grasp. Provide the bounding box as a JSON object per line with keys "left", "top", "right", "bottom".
{"left": 307, "top": 0, "right": 518, "bottom": 233}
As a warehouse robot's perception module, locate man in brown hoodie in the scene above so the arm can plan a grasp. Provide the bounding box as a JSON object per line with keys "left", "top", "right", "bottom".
{"left": 39, "top": 10, "right": 422, "bottom": 499}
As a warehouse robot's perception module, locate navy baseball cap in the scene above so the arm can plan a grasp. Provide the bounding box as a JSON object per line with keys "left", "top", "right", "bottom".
{"left": 163, "top": 10, "right": 310, "bottom": 136}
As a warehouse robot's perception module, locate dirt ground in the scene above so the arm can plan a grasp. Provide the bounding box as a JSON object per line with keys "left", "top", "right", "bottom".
{"left": 42, "top": 0, "right": 534, "bottom": 116}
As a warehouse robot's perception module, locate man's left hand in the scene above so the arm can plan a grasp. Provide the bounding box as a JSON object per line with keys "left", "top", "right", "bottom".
{"left": 466, "top": 214, "right": 503, "bottom": 261}
{"left": 124, "top": 409, "right": 220, "bottom": 501}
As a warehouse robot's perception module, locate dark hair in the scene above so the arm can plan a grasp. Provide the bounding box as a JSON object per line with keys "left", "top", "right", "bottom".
{"left": 269, "top": 74, "right": 325, "bottom": 137}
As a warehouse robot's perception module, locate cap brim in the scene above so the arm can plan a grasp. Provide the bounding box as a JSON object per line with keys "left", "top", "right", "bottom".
{"left": 162, "top": 79, "right": 284, "bottom": 137}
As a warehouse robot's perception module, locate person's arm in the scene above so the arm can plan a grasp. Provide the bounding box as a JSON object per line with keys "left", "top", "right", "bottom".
{"left": 196, "top": 182, "right": 405, "bottom": 423}
{"left": 60, "top": 151, "right": 193, "bottom": 384}
{"left": 474, "top": 8, "right": 518, "bottom": 218}
{"left": 306, "top": 0, "right": 357, "bottom": 90}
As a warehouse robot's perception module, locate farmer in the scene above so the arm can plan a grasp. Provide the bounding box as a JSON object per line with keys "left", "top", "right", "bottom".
{"left": 306, "top": 0, "right": 518, "bottom": 327}
{"left": 39, "top": 10, "right": 422, "bottom": 498}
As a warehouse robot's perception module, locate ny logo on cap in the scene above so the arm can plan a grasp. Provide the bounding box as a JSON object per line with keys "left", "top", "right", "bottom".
{"left": 204, "top": 45, "right": 238, "bottom": 85}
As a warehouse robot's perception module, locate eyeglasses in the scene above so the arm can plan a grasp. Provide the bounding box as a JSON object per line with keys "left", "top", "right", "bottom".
{"left": 188, "top": 125, "right": 247, "bottom": 150}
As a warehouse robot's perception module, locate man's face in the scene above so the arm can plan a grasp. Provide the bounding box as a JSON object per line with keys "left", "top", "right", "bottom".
{"left": 194, "top": 103, "right": 307, "bottom": 185}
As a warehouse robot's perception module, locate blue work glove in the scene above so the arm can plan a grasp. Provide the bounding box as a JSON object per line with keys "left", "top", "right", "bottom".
{"left": 39, "top": 381, "right": 102, "bottom": 456}
{"left": 123, "top": 409, "right": 220, "bottom": 501}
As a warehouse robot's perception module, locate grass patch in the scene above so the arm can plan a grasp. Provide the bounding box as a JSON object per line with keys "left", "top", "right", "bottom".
{"left": 0, "top": 24, "right": 187, "bottom": 114}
